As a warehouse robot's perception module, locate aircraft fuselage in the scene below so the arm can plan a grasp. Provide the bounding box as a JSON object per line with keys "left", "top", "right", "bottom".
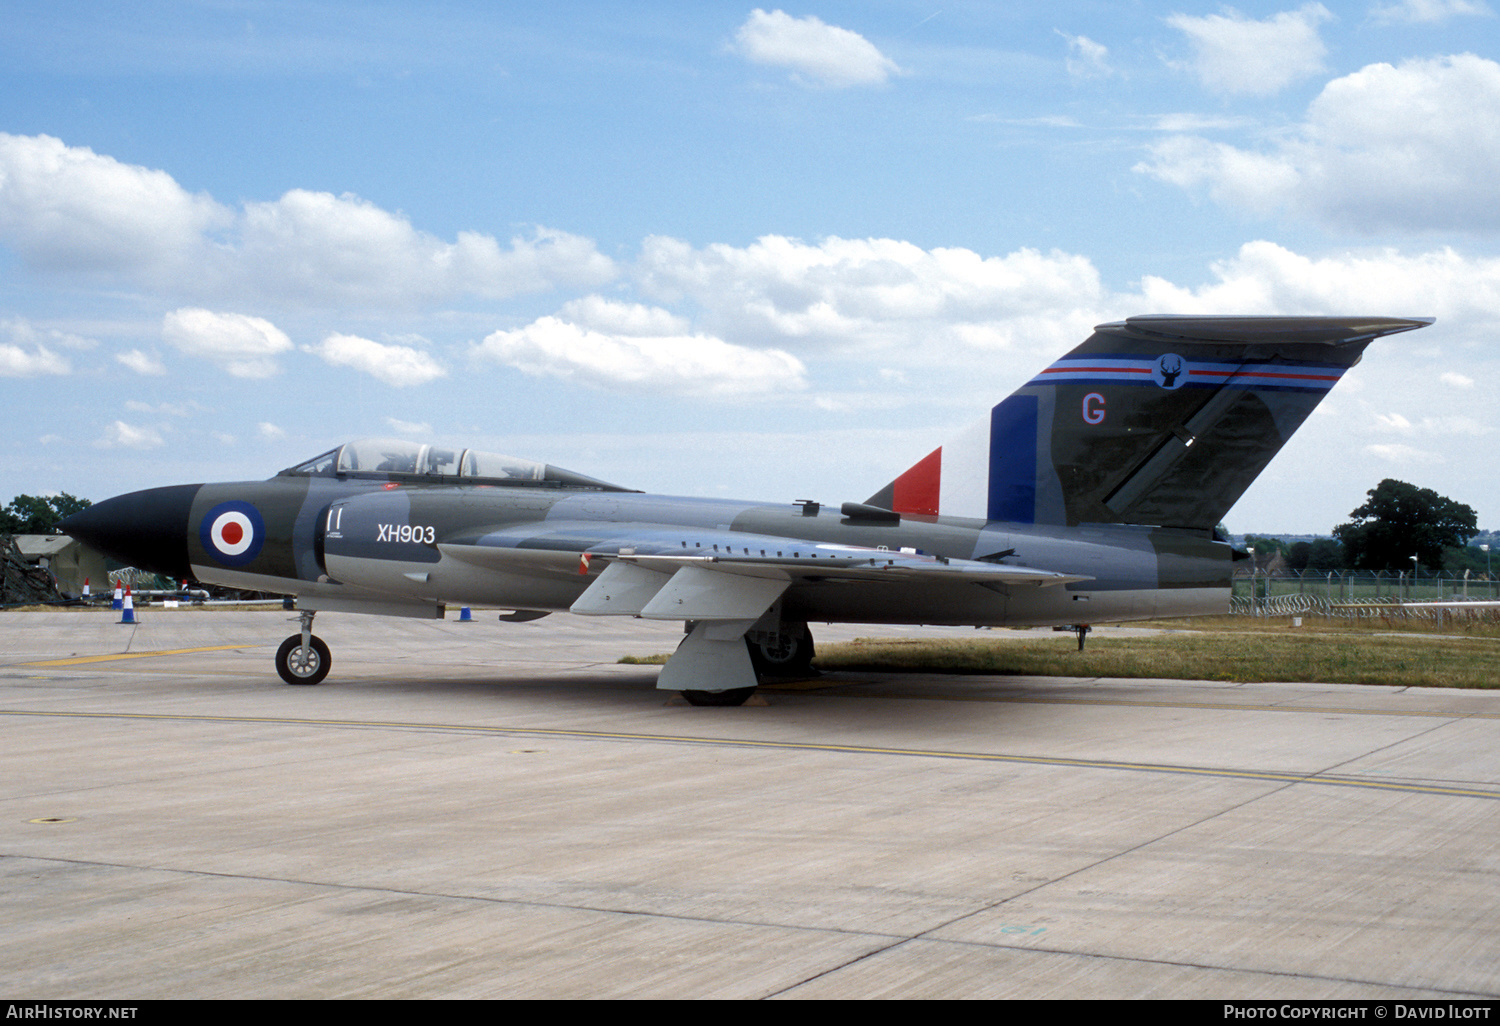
{"left": 78, "top": 472, "right": 1231, "bottom": 629}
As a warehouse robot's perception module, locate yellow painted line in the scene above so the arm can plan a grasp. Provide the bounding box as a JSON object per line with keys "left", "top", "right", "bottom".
{"left": 20, "top": 644, "right": 259, "bottom": 667}
{"left": 3, "top": 707, "right": 1498, "bottom": 801}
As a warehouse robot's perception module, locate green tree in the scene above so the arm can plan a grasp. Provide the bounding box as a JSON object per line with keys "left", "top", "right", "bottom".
{"left": 1333, "top": 480, "right": 1477, "bottom": 573}
{"left": 0, "top": 493, "right": 92, "bottom": 534}
{"left": 1286, "top": 538, "right": 1344, "bottom": 571}
{"left": 1243, "top": 534, "right": 1289, "bottom": 557}
{"left": 1239, "top": 535, "right": 1296, "bottom": 577}
{"left": 1443, "top": 543, "right": 1496, "bottom": 579}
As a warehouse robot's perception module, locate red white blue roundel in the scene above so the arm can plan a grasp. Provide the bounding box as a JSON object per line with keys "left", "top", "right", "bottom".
{"left": 199, "top": 501, "right": 266, "bottom": 566}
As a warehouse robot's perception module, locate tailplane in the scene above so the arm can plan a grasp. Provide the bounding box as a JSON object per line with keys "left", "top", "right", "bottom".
{"left": 865, "top": 315, "right": 1432, "bottom": 530}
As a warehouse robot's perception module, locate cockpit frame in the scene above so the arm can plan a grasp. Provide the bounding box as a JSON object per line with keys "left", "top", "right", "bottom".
{"left": 276, "top": 438, "right": 632, "bottom": 491}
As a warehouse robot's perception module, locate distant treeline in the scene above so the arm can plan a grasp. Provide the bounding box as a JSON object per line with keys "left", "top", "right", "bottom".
{"left": 1239, "top": 479, "right": 1487, "bottom": 576}
{"left": 0, "top": 493, "right": 91, "bottom": 535}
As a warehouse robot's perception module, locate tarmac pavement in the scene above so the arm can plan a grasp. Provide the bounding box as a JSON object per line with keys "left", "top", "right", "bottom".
{"left": 2, "top": 608, "right": 1498, "bottom": 999}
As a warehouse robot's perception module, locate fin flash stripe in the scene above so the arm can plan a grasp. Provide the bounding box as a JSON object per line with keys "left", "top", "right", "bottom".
{"left": 1034, "top": 356, "right": 1345, "bottom": 393}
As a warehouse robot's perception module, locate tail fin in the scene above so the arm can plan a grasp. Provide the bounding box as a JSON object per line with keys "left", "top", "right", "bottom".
{"left": 866, "top": 315, "right": 1432, "bottom": 530}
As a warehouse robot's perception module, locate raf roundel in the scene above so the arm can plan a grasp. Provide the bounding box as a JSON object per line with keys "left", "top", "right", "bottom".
{"left": 200, "top": 501, "right": 266, "bottom": 566}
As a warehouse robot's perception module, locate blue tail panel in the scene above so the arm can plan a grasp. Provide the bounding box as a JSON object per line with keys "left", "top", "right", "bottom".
{"left": 987, "top": 395, "right": 1038, "bottom": 524}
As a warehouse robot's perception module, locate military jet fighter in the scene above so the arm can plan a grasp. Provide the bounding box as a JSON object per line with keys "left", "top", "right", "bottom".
{"left": 62, "top": 315, "right": 1430, "bottom": 705}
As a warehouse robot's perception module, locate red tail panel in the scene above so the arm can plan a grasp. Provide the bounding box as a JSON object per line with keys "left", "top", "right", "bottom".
{"left": 891, "top": 447, "right": 942, "bottom": 516}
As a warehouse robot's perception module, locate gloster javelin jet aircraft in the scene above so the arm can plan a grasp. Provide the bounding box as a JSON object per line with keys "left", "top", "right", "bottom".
{"left": 63, "top": 315, "right": 1430, "bottom": 705}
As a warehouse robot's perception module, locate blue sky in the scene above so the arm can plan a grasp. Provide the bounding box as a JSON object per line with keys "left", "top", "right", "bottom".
{"left": 2, "top": 1, "right": 1496, "bottom": 534}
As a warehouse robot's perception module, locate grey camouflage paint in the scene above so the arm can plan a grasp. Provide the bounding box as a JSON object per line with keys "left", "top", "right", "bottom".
{"left": 63, "top": 315, "right": 1432, "bottom": 691}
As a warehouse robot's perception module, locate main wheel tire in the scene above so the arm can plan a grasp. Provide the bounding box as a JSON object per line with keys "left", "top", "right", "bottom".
{"left": 681, "top": 687, "right": 757, "bottom": 707}
{"left": 746, "top": 624, "right": 818, "bottom": 679}
{"left": 276, "top": 634, "right": 331, "bottom": 686}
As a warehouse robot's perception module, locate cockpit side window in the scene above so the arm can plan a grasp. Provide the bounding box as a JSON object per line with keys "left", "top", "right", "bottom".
{"left": 278, "top": 438, "right": 630, "bottom": 490}
{"left": 422, "top": 447, "right": 461, "bottom": 476}
{"left": 282, "top": 447, "right": 341, "bottom": 476}
{"left": 460, "top": 450, "right": 546, "bottom": 481}
{"left": 338, "top": 439, "right": 423, "bottom": 474}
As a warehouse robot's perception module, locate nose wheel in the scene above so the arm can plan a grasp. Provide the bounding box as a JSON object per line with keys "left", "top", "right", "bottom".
{"left": 277, "top": 634, "right": 330, "bottom": 684}
{"left": 277, "top": 609, "right": 331, "bottom": 685}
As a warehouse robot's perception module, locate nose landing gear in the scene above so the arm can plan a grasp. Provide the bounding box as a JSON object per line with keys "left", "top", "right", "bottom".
{"left": 276, "top": 609, "right": 331, "bottom": 685}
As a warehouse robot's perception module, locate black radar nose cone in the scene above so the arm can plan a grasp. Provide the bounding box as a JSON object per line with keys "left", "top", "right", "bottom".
{"left": 60, "top": 484, "right": 201, "bottom": 580}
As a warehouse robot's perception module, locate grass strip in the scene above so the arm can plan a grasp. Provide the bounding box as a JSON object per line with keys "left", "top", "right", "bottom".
{"left": 812, "top": 632, "right": 1500, "bottom": 689}
{"left": 620, "top": 616, "right": 1500, "bottom": 688}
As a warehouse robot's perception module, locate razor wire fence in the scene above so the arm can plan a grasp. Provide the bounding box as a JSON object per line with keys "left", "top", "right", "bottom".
{"left": 1231, "top": 569, "right": 1500, "bottom": 622}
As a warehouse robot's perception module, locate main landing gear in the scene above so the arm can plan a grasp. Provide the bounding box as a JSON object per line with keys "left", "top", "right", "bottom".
{"left": 746, "top": 620, "right": 818, "bottom": 681}
{"left": 277, "top": 609, "right": 331, "bottom": 685}
{"left": 678, "top": 621, "right": 817, "bottom": 707}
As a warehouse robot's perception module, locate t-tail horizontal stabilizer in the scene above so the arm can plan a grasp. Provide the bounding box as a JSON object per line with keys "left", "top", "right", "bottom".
{"left": 867, "top": 315, "right": 1432, "bottom": 530}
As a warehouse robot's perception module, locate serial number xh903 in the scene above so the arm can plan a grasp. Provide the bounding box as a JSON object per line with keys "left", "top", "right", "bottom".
{"left": 372, "top": 522, "right": 437, "bottom": 545}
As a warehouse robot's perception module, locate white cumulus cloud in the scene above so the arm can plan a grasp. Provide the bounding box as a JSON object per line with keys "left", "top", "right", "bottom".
{"left": 0, "top": 318, "right": 72, "bottom": 376}
{"left": 1137, "top": 54, "right": 1500, "bottom": 233}
{"left": 1133, "top": 240, "right": 1500, "bottom": 322}
{"left": 162, "top": 308, "right": 294, "bottom": 379}
{"left": 385, "top": 417, "right": 434, "bottom": 437}
{"left": 1166, "top": 4, "right": 1332, "bottom": 96}
{"left": 116, "top": 349, "right": 166, "bottom": 376}
{"left": 0, "top": 343, "right": 68, "bottom": 376}
{"left": 636, "top": 234, "right": 1106, "bottom": 357}
{"left": 475, "top": 316, "right": 807, "bottom": 397}
{"left": 0, "top": 134, "right": 616, "bottom": 309}
{"left": 307, "top": 333, "right": 447, "bottom": 387}
{"left": 96, "top": 420, "right": 165, "bottom": 450}
{"left": 0, "top": 133, "right": 228, "bottom": 274}
{"left": 238, "top": 190, "right": 615, "bottom": 305}
{"left": 557, "top": 296, "right": 692, "bottom": 336}
{"left": 733, "top": 9, "right": 901, "bottom": 87}
{"left": 1059, "top": 32, "right": 1111, "bottom": 80}
{"left": 1370, "top": 0, "right": 1491, "bottom": 23}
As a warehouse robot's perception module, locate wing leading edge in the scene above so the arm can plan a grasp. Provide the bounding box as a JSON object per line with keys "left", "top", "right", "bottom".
{"left": 439, "top": 524, "right": 1087, "bottom": 698}
{"left": 440, "top": 521, "right": 1088, "bottom": 622}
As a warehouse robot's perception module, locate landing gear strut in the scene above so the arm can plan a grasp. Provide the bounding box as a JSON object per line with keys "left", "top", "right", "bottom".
{"left": 669, "top": 620, "right": 817, "bottom": 708}
{"left": 277, "top": 609, "right": 331, "bottom": 685}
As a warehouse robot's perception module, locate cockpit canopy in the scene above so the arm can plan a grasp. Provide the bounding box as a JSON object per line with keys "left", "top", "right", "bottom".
{"left": 277, "top": 438, "right": 629, "bottom": 491}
